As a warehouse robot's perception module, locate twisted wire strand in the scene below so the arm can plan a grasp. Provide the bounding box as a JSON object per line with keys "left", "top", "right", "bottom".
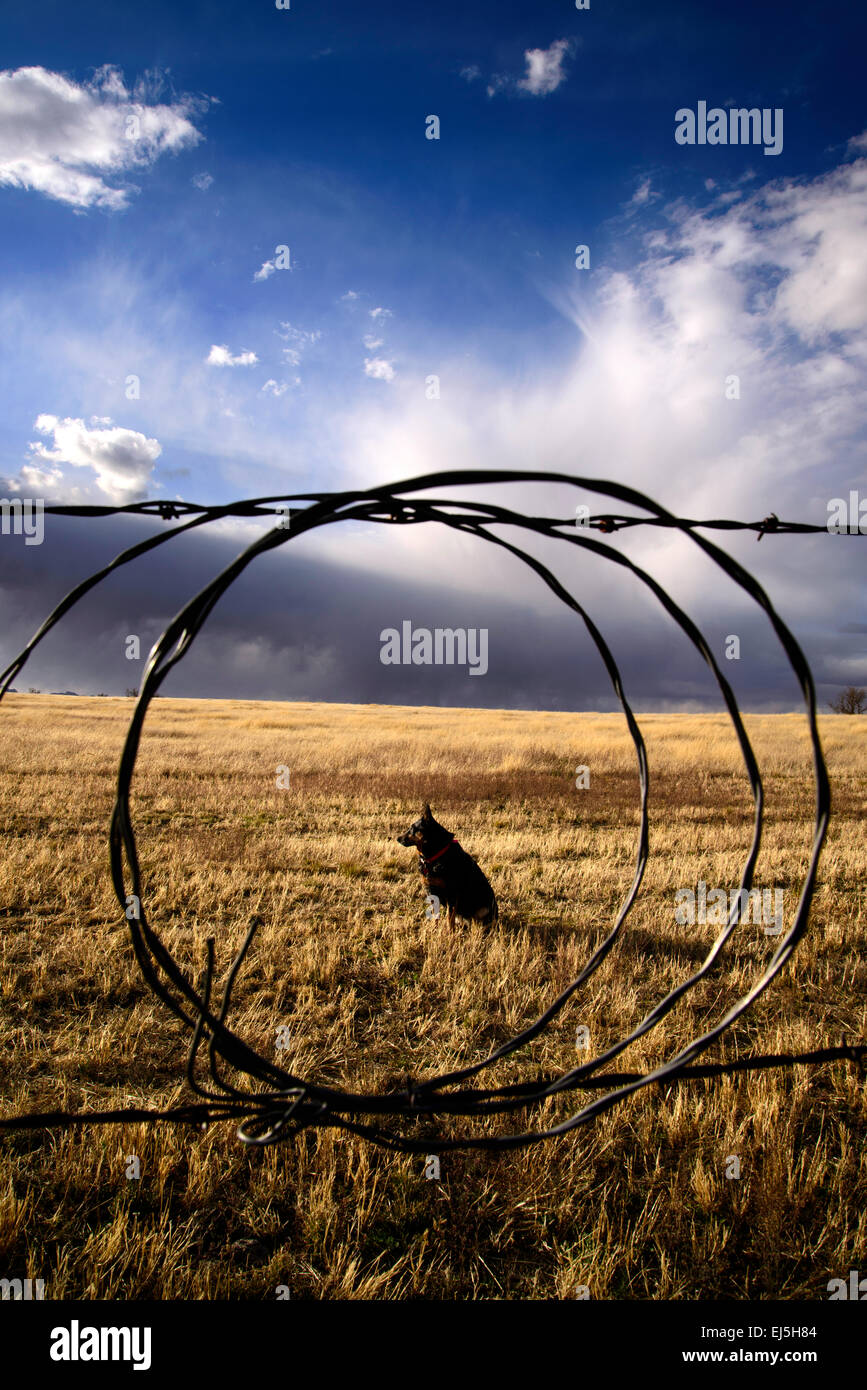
{"left": 1, "top": 471, "right": 863, "bottom": 1153}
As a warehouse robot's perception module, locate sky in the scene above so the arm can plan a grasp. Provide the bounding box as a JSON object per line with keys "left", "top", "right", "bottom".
{"left": 0, "top": 0, "right": 865, "bottom": 710}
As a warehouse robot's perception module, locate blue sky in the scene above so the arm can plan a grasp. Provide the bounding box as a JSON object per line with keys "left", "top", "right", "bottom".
{"left": 0, "top": 0, "right": 865, "bottom": 707}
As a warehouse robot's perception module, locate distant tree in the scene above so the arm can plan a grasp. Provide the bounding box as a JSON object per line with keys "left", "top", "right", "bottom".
{"left": 27, "top": 686, "right": 41, "bottom": 694}
{"left": 828, "top": 686, "right": 866, "bottom": 714}
{"left": 125, "top": 687, "right": 139, "bottom": 697}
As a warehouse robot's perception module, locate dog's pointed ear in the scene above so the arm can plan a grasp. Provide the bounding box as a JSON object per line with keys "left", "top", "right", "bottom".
{"left": 421, "top": 803, "right": 432, "bottom": 820}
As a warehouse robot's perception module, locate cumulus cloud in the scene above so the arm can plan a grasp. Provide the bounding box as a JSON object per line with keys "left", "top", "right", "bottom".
{"left": 206, "top": 344, "right": 258, "bottom": 366}
{"left": 261, "top": 379, "right": 288, "bottom": 397}
{"left": 487, "top": 39, "right": 575, "bottom": 99}
{"left": 369, "top": 306, "right": 392, "bottom": 320}
{"left": 363, "top": 334, "right": 384, "bottom": 350}
{"left": 0, "top": 64, "right": 206, "bottom": 210}
{"left": 363, "top": 357, "right": 395, "bottom": 382}
{"left": 517, "top": 39, "right": 575, "bottom": 96}
{"left": 332, "top": 140, "right": 867, "bottom": 660}
{"left": 629, "top": 146, "right": 867, "bottom": 354}
{"left": 26, "top": 414, "right": 161, "bottom": 501}
{"left": 254, "top": 247, "right": 293, "bottom": 281}
{"left": 340, "top": 289, "right": 359, "bottom": 302}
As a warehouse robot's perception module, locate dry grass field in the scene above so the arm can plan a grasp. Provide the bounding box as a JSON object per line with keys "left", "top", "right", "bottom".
{"left": 0, "top": 694, "right": 865, "bottom": 1300}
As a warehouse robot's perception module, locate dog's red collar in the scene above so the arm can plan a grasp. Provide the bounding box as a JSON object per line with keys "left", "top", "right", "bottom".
{"left": 420, "top": 838, "right": 459, "bottom": 866}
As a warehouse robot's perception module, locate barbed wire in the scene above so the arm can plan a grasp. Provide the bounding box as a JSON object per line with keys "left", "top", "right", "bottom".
{"left": 23, "top": 493, "right": 867, "bottom": 540}
{"left": 1, "top": 470, "right": 864, "bottom": 1153}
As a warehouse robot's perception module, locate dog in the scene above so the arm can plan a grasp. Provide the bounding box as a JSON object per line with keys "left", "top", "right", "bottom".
{"left": 397, "top": 804, "right": 498, "bottom": 926}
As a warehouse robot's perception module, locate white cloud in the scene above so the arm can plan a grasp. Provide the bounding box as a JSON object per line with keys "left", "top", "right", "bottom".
{"left": 254, "top": 260, "right": 277, "bottom": 282}
{"left": 340, "top": 289, "right": 359, "bottom": 301}
{"left": 363, "top": 357, "right": 395, "bottom": 382}
{"left": 460, "top": 65, "right": 481, "bottom": 83}
{"left": 276, "top": 321, "right": 321, "bottom": 369}
{"left": 369, "top": 306, "right": 392, "bottom": 320}
{"left": 517, "top": 39, "right": 574, "bottom": 96}
{"left": 26, "top": 413, "right": 161, "bottom": 501}
{"left": 277, "top": 322, "right": 321, "bottom": 346}
{"left": 0, "top": 255, "right": 325, "bottom": 500}
{"left": 363, "top": 334, "right": 383, "bottom": 350}
{"left": 644, "top": 154, "right": 867, "bottom": 347}
{"left": 261, "top": 379, "right": 288, "bottom": 396}
{"left": 0, "top": 65, "right": 206, "bottom": 210}
{"left": 485, "top": 39, "right": 575, "bottom": 99}
{"left": 191, "top": 171, "right": 213, "bottom": 191}
{"left": 629, "top": 178, "right": 658, "bottom": 207}
{"left": 332, "top": 142, "right": 867, "bottom": 632}
{"left": 206, "top": 344, "right": 258, "bottom": 367}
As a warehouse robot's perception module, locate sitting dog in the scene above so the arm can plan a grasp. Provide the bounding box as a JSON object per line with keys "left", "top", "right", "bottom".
{"left": 397, "top": 804, "right": 498, "bottom": 925}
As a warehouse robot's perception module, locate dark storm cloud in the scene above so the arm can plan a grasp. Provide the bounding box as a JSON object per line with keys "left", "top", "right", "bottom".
{"left": 0, "top": 512, "right": 863, "bottom": 712}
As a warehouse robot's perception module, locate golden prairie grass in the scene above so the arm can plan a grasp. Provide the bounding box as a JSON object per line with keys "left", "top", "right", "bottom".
{"left": 0, "top": 694, "right": 865, "bottom": 1300}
